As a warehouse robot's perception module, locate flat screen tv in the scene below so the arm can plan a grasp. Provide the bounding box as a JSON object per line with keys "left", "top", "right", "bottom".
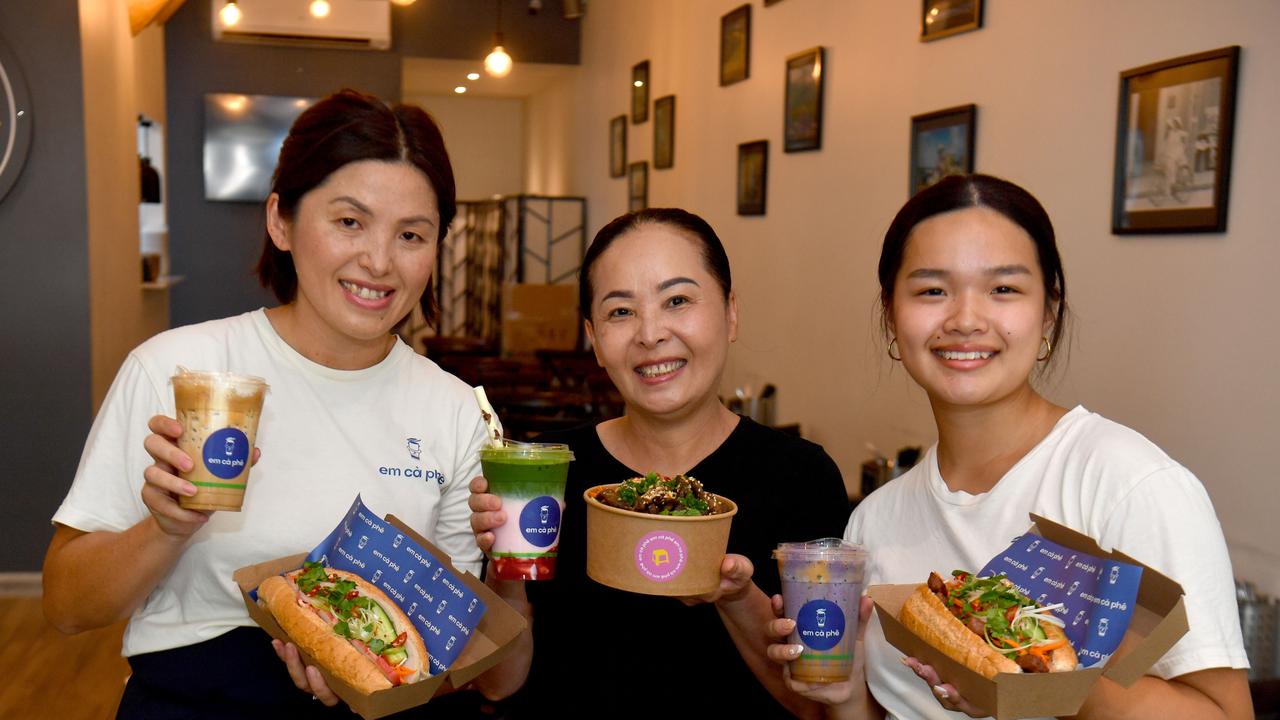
{"left": 203, "top": 93, "right": 314, "bottom": 202}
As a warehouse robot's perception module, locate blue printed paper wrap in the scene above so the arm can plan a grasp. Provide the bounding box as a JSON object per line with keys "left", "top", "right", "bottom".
{"left": 978, "top": 533, "right": 1142, "bottom": 668}
{"left": 305, "top": 495, "right": 488, "bottom": 676}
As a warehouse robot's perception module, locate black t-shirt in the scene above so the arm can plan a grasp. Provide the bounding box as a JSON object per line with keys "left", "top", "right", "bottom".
{"left": 512, "top": 417, "right": 850, "bottom": 718}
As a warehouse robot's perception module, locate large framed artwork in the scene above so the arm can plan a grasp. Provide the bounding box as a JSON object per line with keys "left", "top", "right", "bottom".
{"left": 1112, "top": 46, "right": 1240, "bottom": 234}
{"left": 909, "top": 104, "right": 976, "bottom": 196}
{"left": 720, "top": 4, "right": 750, "bottom": 86}
{"left": 783, "top": 47, "right": 825, "bottom": 152}
{"left": 632, "top": 61, "right": 650, "bottom": 124}
{"left": 609, "top": 115, "right": 627, "bottom": 178}
{"left": 654, "top": 95, "right": 675, "bottom": 169}
{"left": 921, "top": 0, "right": 983, "bottom": 42}
{"left": 737, "top": 140, "right": 768, "bottom": 216}
{"left": 628, "top": 161, "right": 648, "bottom": 212}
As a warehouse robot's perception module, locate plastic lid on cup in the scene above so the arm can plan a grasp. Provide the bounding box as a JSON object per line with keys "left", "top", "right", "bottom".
{"left": 773, "top": 538, "right": 868, "bottom": 563}
{"left": 478, "top": 438, "right": 574, "bottom": 461}
{"left": 170, "top": 367, "right": 268, "bottom": 395}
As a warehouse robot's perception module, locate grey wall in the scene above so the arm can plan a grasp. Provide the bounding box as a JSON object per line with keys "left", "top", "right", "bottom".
{"left": 165, "top": 0, "right": 581, "bottom": 327}
{"left": 0, "top": 0, "right": 92, "bottom": 571}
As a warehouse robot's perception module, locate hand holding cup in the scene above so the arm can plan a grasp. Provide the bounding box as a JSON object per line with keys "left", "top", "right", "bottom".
{"left": 142, "top": 414, "right": 262, "bottom": 538}
{"left": 468, "top": 475, "right": 506, "bottom": 555}
{"left": 142, "top": 414, "right": 210, "bottom": 537}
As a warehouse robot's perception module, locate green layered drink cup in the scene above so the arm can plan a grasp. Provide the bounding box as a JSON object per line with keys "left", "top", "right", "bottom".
{"left": 480, "top": 440, "right": 574, "bottom": 581}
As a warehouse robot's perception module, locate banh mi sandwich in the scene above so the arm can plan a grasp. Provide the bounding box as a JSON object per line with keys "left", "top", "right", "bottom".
{"left": 259, "top": 561, "right": 428, "bottom": 693}
{"left": 899, "top": 570, "right": 1078, "bottom": 679}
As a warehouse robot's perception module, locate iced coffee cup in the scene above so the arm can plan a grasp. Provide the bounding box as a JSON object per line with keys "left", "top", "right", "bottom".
{"left": 774, "top": 538, "right": 869, "bottom": 683}
{"left": 171, "top": 369, "right": 268, "bottom": 512}
{"left": 479, "top": 440, "right": 574, "bottom": 581}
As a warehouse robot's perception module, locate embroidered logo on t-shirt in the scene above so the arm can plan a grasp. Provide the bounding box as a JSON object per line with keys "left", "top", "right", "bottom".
{"left": 377, "top": 437, "right": 445, "bottom": 485}
{"left": 378, "top": 465, "right": 447, "bottom": 485}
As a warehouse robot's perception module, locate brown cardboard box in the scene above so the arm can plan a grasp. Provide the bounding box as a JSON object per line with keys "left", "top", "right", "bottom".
{"left": 868, "top": 514, "right": 1190, "bottom": 720}
{"left": 501, "top": 283, "right": 579, "bottom": 355}
{"left": 234, "top": 515, "right": 527, "bottom": 720}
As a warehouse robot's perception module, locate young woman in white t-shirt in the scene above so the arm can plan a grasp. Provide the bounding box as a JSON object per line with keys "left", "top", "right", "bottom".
{"left": 758, "top": 174, "right": 1252, "bottom": 719}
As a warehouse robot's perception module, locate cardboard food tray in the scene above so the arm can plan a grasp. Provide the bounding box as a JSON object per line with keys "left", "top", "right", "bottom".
{"left": 234, "top": 514, "right": 527, "bottom": 720}
{"left": 868, "top": 514, "right": 1190, "bottom": 720}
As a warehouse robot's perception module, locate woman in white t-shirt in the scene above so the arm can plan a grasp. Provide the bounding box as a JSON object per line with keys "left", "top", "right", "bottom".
{"left": 761, "top": 174, "right": 1252, "bottom": 719}
{"left": 42, "top": 89, "right": 488, "bottom": 717}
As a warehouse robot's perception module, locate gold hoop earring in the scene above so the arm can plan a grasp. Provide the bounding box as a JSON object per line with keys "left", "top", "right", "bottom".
{"left": 887, "top": 338, "right": 902, "bottom": 362}
{"left": 1037, "top": 335, "right": 1052, "bottom": 362}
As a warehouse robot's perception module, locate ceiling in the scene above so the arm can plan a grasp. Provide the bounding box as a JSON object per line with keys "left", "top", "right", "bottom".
{"left": 401, "top": 56, "right": 577, "bottom": 99}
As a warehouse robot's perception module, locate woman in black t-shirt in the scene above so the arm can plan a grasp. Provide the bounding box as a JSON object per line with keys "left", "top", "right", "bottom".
{"left": 468, "top": 209, "right": 849, "bottom": 717}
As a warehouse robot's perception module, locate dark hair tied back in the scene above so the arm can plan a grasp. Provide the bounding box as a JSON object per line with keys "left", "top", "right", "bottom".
{"left": 578, "top": 208, "right": 732, "bottom": 320}
{"left": 878, "top": 174, "right": 1068, "bottom": 359}
{"left": 255, "top": 88, "right": 456, "bottom": 327}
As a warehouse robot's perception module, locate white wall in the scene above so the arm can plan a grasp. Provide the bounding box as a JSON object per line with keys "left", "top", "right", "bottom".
{"left": 524, "top": 67, "right": 583, "bottom": 197}
{"left": 540, "top": 1, "right": 1280, "bottom": 594}
{"left": 408, "top": 93, "right": 526, "bottom": 201}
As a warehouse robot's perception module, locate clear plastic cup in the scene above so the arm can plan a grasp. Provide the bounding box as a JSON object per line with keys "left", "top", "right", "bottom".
{"left": 479, "top": 440, "right": 574, "bottom": 580}
{"left": 774, "top": 538, "right": 869, "bottom": 683}
{"left": 171, "top": 369, "right": 268, "bottom": 512}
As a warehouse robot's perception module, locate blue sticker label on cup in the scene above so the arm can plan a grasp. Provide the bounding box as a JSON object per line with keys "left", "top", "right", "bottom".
{"left": 518, "top": 496, "right": 561, "bottom": 548}
{"left": 203, "top": 427, "right": 249, "bottom": 479}
{"left": 796, "top": 599, "right": 845, "bottom": 651}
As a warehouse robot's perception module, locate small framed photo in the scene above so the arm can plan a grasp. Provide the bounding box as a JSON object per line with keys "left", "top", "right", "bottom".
{"left": 628, "top": 161, "right": 648, "bottom": 212}
{"left": 784, "top": 47, "right": 825, "bottom": 153}
{"left": 609, "top": 115, "right": 627, "bottom": 178}
{"left": 632, "top": 60, "right": 650, "bottom": 124}
{"left": 921, "top": 0, "right": 983, "bottom": 42}
{"left": 720, "top": 4, "right": 751, "bottom": 86}
{"left": 1112, "top": 46, "right": 1240, "bottom": 234}
{"left": 654, "top": 95, "right": 675, "bottom": 169}
{"left": 737, "top": 140, "right": 768, "bottom": 216}
{"left": 909, "top": 104, "right": 976, "bottom": 196}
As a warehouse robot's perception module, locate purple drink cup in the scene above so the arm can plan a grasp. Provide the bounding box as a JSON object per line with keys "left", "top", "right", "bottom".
{"left": 774, "top": 539, "right": 868, "bottom": 683}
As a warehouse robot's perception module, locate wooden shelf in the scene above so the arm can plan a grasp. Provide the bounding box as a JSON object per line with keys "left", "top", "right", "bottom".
{"left": 142, "top": 274, "right": 184, "bottom": 290}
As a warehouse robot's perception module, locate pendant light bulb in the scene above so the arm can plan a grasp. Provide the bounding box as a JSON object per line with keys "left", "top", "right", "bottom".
{"left": 485, "top": 42, "right": 512, "bottom": 78}
{"left": 310, "top": 0, "right": 331, "bottom": 18}
{"left": 219, "top": 1, "right": 242, "bottom": 27}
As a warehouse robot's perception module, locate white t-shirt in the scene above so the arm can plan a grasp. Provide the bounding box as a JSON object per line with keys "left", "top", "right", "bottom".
{"left": 53, "top": 310, "right": 489, "bottom": 657}
{"left": 846, "top": 406, "right": 1248, "bottom": 720}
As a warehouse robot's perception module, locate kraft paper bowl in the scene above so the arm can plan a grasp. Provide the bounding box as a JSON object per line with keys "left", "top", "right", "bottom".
{"left": 583, "top": 484, "right": 738, "bottom": 596}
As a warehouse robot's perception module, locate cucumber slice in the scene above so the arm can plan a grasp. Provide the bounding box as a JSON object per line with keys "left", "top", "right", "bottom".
{"left": 366, "top": 600, "right": 398, "bottom": 644}
{"left": 383, "top": 646, "right": 408, "bottom": 665}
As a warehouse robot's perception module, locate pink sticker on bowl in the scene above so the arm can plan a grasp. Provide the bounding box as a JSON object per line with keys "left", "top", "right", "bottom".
{"left": 635, "top": 531, "right": 688, "bottom": 581}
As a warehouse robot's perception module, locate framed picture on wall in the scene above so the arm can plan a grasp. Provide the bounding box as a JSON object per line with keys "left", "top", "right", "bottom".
{"left": 720, "top": 4, "right": 750, "bottom": 86}
{"left": 632, "top": 61, "right": 650, "bottom": 124}
{"left": 628, "top": 161, "right": 648, "bottom": 212}
{"left": 609, "top": 115, "right": 627, "bottom": 178}
{"left": 654, "top": 96, "right": 675, "bottom": 169}
{"left": 1111, "top": 46, "right": 1240, "bottom": 234}
{"left": 921, "top": 0, "right": 983, "bottom": 42}
{"left": 737, "top": 140, "right": 768, "bottom": 216}
{"left": 909, "top": 104, "right": 976, "bottom": 196}
{"left": 784, "top": 47, "right": 824, "bottom": 152}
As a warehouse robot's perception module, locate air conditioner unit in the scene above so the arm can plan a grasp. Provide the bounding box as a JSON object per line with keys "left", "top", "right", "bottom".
{"left": 211, "top": 0, "right": 391, "bottom": 51}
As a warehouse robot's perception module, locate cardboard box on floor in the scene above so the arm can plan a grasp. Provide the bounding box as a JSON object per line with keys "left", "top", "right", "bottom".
{"left": 501, "top": 283, "right": 578, "bottom": 355}
{"left": 234, "top": 515, "right": 527, "bottom": 720}
{"left": 868, "top": 514, "right": 1190, "bottom": 720}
